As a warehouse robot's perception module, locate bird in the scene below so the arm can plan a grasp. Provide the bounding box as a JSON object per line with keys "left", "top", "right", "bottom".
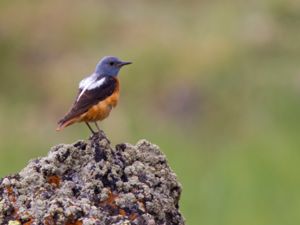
{"left": 56, "top": 56, "right": 132, "bottom": 134}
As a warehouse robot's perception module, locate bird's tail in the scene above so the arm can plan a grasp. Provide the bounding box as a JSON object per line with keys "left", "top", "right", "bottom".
{"left": 56, "top": 117, "right": 77, "bottom": 131}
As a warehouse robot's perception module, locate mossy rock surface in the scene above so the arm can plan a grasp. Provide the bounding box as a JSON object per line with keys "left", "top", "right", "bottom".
{"left": 0, "top": 132, "right": 184, "bottom": 225}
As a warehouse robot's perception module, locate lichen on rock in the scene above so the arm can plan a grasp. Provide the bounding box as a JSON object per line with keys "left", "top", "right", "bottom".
{"left": 0, "top": 131, "right": 185, "bottom": 225}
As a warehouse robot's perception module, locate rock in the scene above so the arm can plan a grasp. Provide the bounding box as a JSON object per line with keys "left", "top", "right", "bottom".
{"left": 0, "top": 131, "right": 185, "bottom": 225}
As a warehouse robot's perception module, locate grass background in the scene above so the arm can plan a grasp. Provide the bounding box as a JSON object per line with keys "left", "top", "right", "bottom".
{"left": 1, "top": 0, "right": 300, "bottom": 224}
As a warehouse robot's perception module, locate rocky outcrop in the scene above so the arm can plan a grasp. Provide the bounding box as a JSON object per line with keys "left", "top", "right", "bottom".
{"left": 0, "top": 131, "right": 184, "bottom": 225}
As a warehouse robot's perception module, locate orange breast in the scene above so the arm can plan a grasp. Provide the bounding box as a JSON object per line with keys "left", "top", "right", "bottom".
{"left": 80, "top": 79, "right": 120, "bottom": 122}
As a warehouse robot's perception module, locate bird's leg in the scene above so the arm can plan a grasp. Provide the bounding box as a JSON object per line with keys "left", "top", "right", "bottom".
{"left": 94, "top": 122, "right": 101, "bottom": 133}
{"left": 85, "top": 122, "right": 96, "bottom": 134}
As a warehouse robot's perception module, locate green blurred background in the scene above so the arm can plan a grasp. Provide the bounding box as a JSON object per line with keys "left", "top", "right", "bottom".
{"left": 1, "top": 0, "right": 300, "bottom": 224}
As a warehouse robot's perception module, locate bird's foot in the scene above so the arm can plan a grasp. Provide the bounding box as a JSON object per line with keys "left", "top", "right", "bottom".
{"left": 89, "top": 129, "right": 109, "bottom": 145}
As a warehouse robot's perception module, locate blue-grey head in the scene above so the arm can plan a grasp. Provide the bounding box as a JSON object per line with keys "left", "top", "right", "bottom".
{"left": 95, "top": 56, "right": 132, "bottom": 77}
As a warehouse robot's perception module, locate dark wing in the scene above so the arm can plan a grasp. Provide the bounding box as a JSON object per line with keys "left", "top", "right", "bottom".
{"left": 58, "top": 76, "right": 117, "bottom": 124}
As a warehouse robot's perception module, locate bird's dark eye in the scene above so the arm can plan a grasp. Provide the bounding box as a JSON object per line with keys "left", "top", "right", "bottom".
{"left": 109, "top": 62, "right": 114, "bottom": 66}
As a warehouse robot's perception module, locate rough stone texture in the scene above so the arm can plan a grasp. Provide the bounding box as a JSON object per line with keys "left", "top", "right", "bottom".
{"left": 0, "top": 131, "right": 184, "bottom": 225}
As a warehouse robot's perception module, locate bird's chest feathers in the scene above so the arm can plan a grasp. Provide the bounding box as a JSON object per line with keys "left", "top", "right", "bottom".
{"left": 83, "top": 81, "right": 120, "bottom": 121}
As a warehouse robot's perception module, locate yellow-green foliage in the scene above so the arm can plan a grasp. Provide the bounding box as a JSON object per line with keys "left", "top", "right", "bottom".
{"left": 0, "top": 1, "right": 300, "bottom": 225}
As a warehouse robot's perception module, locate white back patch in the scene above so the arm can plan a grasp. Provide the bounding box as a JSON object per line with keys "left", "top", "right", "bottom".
{"left": 87, "top": 77, "right": 106, "bottom": 90}
{"left": 79, "top": 75, "right": 95, "bottom": 89}
{"left": 77, "top": 76, "right": 106, "bottom": 102}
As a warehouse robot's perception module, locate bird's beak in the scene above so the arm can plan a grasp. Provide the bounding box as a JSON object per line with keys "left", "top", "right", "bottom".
{"left": 118, "top": 61, "right": 132, "bottom": 67}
